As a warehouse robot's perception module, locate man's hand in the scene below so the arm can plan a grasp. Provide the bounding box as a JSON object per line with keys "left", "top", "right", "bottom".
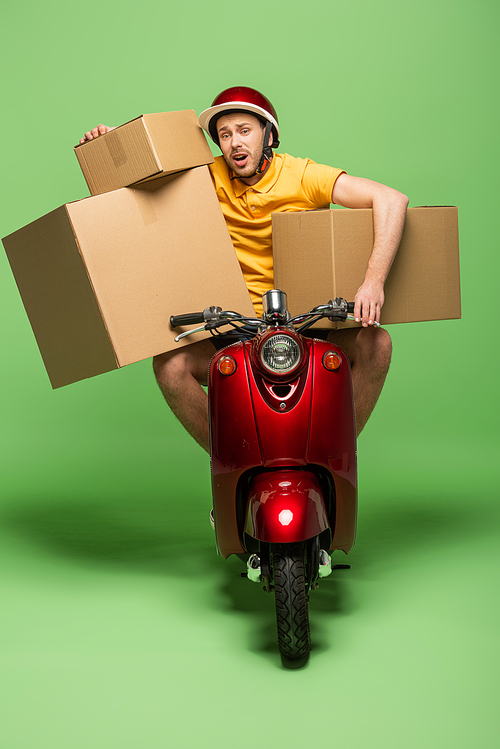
{"left": 79, "top": 124, "right": 115, "bottom": 145}
{"left": 354, "top": 278, "right": 385, "bottom": 326}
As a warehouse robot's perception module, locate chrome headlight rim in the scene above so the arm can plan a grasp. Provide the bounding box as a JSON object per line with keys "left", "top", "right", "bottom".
{"left": 257, "top": 330, "right": 304, "bottom": 376}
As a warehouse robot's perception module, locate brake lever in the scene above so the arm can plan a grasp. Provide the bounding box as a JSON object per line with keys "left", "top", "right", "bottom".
{"left": 174, "top": 325, "right": 208, "bottom": 342}
{"left": 344, "top": 313, "right": 381, "bottom": 327}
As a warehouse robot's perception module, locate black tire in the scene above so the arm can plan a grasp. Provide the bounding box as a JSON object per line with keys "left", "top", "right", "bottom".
{"left": 272, "top": 542, "right": 311, "bottom": 663}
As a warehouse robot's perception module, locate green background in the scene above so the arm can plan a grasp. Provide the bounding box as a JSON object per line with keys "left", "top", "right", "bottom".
{"left": 1, "top": 0, "right": 499, "bottom": 746}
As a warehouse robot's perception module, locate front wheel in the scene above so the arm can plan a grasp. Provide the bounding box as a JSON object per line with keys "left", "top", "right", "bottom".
{"left": 272, "top": 542, "right": 311, "bottom": 663}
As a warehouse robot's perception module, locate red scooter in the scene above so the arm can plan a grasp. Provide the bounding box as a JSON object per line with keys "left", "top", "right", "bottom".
{"left": 170, "top": 290, "right": 359, "bottom": 664}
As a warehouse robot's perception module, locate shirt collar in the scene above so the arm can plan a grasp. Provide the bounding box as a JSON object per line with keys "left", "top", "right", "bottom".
{"left": 231, "top": 154, "right": 284, "bottom": 198}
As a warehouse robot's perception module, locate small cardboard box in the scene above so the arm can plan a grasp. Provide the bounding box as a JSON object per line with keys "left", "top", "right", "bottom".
{"left": 74, "top": 111, "right": 214, "bottom": 196}
{"left": 3, "top": 166, "right": 254, "bottom": 388}
{"left": 272, "top": 206, "right": 461, "bottom": 326}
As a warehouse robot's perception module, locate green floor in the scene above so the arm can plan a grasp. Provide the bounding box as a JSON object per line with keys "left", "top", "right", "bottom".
{"left": 1, "top": 351, "right": 498, "bottom": 748}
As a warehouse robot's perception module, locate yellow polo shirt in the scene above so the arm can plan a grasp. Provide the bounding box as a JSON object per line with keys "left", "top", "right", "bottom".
{"left": 209, "top": 153, "right": 345, "bottom": 315}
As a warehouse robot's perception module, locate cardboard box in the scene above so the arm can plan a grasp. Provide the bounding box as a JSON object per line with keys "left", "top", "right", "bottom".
{"left": 3, "top": 166, "right": 254, "bottom": 388}
{"left": 272, "top": 206, "right": 460, "bottom": 326}
{"left": 74, "top": 111, "right": 214, "bottom": 196}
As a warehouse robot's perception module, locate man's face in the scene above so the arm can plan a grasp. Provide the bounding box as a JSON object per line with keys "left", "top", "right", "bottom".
{"left": 216, "top": 112, "right": 271, "bottom": 180}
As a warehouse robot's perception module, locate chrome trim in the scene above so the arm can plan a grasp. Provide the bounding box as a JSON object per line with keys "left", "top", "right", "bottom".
{"left": 262, "top": 289, "right": 290, "bottom": 325}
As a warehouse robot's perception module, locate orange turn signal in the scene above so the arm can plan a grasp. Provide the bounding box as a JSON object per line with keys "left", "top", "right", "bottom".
{"left": 323, "top": 351, "right": 342, "bottom": 371}
{"left": 218, "top": 356, "right": 237, "bottom": 376}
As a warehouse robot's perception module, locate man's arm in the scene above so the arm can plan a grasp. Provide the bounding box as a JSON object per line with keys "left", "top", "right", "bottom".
{"left": 331, "top": 174, "right": 409, "bottom": 326}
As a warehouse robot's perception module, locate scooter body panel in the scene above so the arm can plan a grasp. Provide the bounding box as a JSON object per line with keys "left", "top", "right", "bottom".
{"left": 307, "top": 339, "right": 357, "bottom": 552}
{"left": 210, "top": 333, "right": 357, "bottom": 558}
{"left": 209, "top": 342, "right": 261, "bottom": 557}
{"left": 245, "top": 341, "right": 312, "bottom": 467}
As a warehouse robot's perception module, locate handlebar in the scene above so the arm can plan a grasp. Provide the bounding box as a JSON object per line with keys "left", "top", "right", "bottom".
{"left": 169, "top": 297, "right": 374, "bottom": 342}
{"left": 170, "top": 312, "right": 205, "bottom": 327}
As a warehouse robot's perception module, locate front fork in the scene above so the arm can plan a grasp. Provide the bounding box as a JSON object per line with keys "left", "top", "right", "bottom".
{"left": 246, "top": 537, "right": 332, "bottom": 591}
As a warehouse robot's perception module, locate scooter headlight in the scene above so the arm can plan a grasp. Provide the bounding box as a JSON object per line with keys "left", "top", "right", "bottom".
{"left": 260, "top": 334, "right": 302, "bottom": 374}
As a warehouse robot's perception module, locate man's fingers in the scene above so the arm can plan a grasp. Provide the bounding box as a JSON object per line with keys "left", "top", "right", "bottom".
{"left": 354, "top": 298, "right": 362, "bottom": 323}
{"left": 356, "top": 298, "right": 369, "bottom": 326}
{"left": 362, "top": 301, "right": 372, "bottom": 327}
{"left": 80, "top": 125, "right": 111, "bottom": 144}
{"left": 358, "top": 300, "right": 381, "bottom": 326}
{"left": 367, "top": 301, "right": 376, "bottom": 326}
{"left": 366, "top": 302, "right": 381, "bottom": 326}
{"left": 353, "top": 282, "right": 384, "bottom": 325}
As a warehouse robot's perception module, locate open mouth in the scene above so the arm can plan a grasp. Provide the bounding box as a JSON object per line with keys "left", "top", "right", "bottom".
{"left": 232, "top": 153, "right": 249, "bottom": 168}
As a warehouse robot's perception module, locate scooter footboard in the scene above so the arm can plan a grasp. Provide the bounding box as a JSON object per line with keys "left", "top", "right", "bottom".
{"left": 245, "top": 470, "right": 329, "bottom": 544}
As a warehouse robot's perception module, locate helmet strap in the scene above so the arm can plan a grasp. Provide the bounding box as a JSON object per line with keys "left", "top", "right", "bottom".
{"left": 255, "top": 121, "right": 274, "bottom": 174}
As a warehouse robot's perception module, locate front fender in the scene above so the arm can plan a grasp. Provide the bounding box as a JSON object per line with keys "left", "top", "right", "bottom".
{"left": 245, "top": 470, "right": 329, "bottom": 543}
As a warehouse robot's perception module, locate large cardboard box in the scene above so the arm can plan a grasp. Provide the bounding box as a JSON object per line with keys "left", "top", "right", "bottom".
{"left": 74, "top": 111, "right": 214, "bottom": 196}
{"left": 272, "top": 206, "right": 460, "bottom": 326}
{"left": 3, "top": 166, "right": 254, "bottom": 388}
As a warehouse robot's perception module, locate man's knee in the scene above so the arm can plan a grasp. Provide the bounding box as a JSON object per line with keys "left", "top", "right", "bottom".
{"left": 153, "top": 341, "right": 213, "bottom": 390}
{"left": 153, "top": 349, "right": 192, "bottom": 390}
{"left": 356, "top": 326, "right": 392, "bottom": 375}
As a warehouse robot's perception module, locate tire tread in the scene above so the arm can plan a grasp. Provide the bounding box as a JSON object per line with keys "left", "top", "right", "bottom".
{"left": 273, "top": 542, "right": 311, "bottom": 661}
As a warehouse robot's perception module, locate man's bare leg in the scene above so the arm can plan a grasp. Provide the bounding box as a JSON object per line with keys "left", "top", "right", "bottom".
{"left": 327, "top": 326, "right": 392, "bottom": 435}
{"left": 152, "top": 339, "right": 216, "bottom": 453}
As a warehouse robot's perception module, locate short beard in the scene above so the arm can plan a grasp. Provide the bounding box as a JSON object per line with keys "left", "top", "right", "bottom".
{"left": 224, "top": 151, "right": 260, "bottom": 178}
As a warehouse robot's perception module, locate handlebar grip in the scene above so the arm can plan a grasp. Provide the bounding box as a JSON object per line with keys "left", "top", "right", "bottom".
{"left": 170, "top": 312, "right": 205, "bottom": 328}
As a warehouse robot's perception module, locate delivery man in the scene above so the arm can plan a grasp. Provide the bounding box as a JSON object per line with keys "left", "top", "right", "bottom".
{"left": 81, "top": 86, "right": 408, "bottom": 452}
